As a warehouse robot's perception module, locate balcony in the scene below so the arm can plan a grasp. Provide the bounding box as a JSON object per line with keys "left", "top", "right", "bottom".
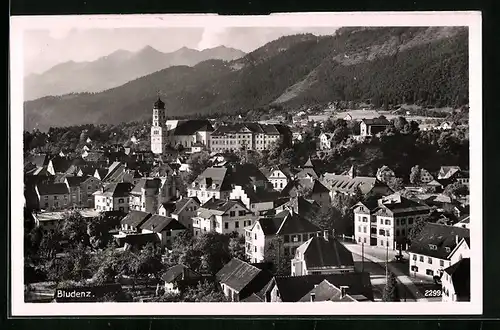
{"left": 370, "top": 233, "right": 377, "bottom": 239}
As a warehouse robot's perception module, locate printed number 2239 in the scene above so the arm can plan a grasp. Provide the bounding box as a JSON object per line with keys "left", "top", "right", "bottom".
{"left": 424, "top": 290, "right": 442, "bottom": 297}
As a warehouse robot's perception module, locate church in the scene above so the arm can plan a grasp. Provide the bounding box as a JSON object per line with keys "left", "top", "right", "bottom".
{"left": 150, "top": 97, "right": 214, "bottom": 154}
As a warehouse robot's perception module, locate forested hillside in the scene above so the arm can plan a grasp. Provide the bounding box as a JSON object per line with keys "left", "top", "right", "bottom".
{"left": 24, "top": 27, "right": 468, "bottom": 132}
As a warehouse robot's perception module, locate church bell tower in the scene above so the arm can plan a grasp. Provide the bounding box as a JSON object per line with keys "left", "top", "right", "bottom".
{"left": 151, "top": 97, "right": 166, "bottom": 154}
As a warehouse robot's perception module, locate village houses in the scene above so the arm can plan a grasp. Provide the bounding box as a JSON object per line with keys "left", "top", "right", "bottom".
{"left": 93, "top": 182, "right": 134, "bottom": 213}
{"left": 35, "top": 183, "right": 70, "bottom": 211}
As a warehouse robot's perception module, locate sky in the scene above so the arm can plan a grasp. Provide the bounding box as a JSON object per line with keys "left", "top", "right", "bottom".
{"left": 23, "top": 26, "right": 339, "bottom": 75}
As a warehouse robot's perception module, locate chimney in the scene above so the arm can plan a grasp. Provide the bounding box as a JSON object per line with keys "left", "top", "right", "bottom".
{"left": 340, "top": 286, "right": 348, "bottom": 298}
{"left": 310, "top": 292, "right": 316, "bottom": 302}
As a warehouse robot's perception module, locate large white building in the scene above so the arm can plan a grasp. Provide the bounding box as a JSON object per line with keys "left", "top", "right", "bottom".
{"left": 93, "top": 182, "right": 134, "bottom": 212}
{"left": 408, "top": 223, "right": 470, "bottom": 279}
{"left": 352, "top": 193, "right": 431, "bottom": 250}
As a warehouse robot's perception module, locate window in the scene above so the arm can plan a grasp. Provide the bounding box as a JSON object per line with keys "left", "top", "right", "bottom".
{"left": 284, "top": 235, "right": 289, "bottom": 243}
{"left": 303, "top": 233, "right": 308, "bottom": 241}
{"left": 54, "top": 202, "right": 59, "bottom": 207}
{"left": 385, "top": 219, "right": 391, "bottom": 225}
{"left": 358, "top": 237, "right": 361, "bottom": 243}
{"left": 45, "top": 202, "right": 49, "bottom": 208}
{"left": 402, "top": 229, "right": 405, "bottom": 236}
{"left": 429, "top": 244, "right": 437, "bottom": 250}
{"left": 309, "top": 233, "right": 315, "bottom": 239}
{"left": 379, "top": 229, "right": 385, "bottom": 236}
{"left": 386, "top": 241, "right": 389, "bottom": 247}
{"left": 401, "top": 219, "right": 406, "bottom": 225}
{"left": 420, "top": 256, "right": 424, "bottom": 262}
{"left": 363, "top": 227, "right": 367, "bottom": 233}
{"left": 363, "top": 217, "right": 368, "bottom": 222}
{"left": 358, "top": 226, "right": 361, "bottom": 232}
{"left": 428, "top": 257, "right": 432, "bottom": 264}
{"left": 119, "top": 198, "right": 124, "bottom": 203}
{"left": 166, "top": 231, "right": 171, "bottom": 237}
{"left": 238, "top": 211, "right": 245, "bottom": 216}
{"left": 54, "top": 196, "right": 58, "bottom": 200}
{"left": 230, "top": 211, "right": 235, "bottom": 217}
{"left": 380, "top": 219, "right": 383, "bottom": 225}
{"left": 224, "top": 222, "right": 229, "bottom": 229}
{"left": 426, "top": 269, "right": 434, "bottom": 276}
{"left": 396, "top": 229, "right": 400, "bottom": 236}
{"left": 254, "top": 246, "right": 257, "bottom": 252}
{"left": 396, "top": 219, "right": 400, "bottom": 226}
{"left": 363, "top": 237, "right": 367, "bottom": 243}
{"left": 440, "top": 260, "right": 444, "bottom": 267}
{"left": 380, "top": 240, "right": 384, "bottom": 246}
{"left": 235, "top": 221, "right": 239, "bottom": 228}
{"left": 119, "top": 207, "right": 124, "bottom": 212}
{"left": 413, "top": 254, "right": 417, "bottom": 261}
{"left": 445, "top": 247, "right": 451, "bottom": 253}
{"left": 254, "top": 233, "right": 257, "bottom": 240}
{"left": 408, "top": 218, "right": 414, "bottom": 225}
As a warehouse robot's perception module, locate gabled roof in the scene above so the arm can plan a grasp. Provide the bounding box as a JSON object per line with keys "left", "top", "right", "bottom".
{"left": 216, "top": 258, "right": 273, "bottom": 293}
{"left": 297, "top": 237, "right": 354, "bottom": 269}
{"left": 443, "top": 258, "right": 470, "bottom": 300}
{"left": 302, "top": 157, "right": 322, "bottom": 170}
{"left": 255, "top": 217, "right": 286, "bottom": 236}
{"left": 27, "top": 154, "right": 50, "bottom": 168}
{"left": 277, "top": 196, "right": 320, "bottom": 220}
{"left": 168, "top": 120, "right": 214, "bottom": 136}
{"left": 198, "top": 198, "right": 249, "bottom": 218}
{"left": 298, "top": 279, "right": 358, "bottom": 302}
{"left": 192, "top": 167, "right": 233, "bottom": 191}
{"left": 275, "top": 209, "right": 321, "bottom": 235}
{"left": 173, "top": 197, "right": 200, "bottom": 215}
{"left": 65, "top": 176, "right": 87, "bottom": 187}
{"left": 161, "top": 264, "right": 202, "bottom": 283}
{"left": 438, "top": 166, "right": 461, "bottom": 179}
{"left": 117, "top": 233, "right": 160, "bottom": 248}
{"left": 311, "top": 180, "right": 330, "bottom": 194}
{"left": 268, "top": 165, "right": 298, "bottom": 179}
{"left": 272, "top": 272, "right": 373, "bottom": 302}
{"left": 321, "top": 173, "right": 389, "bottom": 195}
{"left": 49, "top": 156, "right": 71, "bottom": 173}
{"left": 375, "top": 193, "right": 431, "bottom": 216}
{"left": 120, "top": 210, "right": 152, "bottom": 228}
{"left": 408, "top": 223, "right": 470, "bottom": 259}
{"left": 36, "top": 183, "right": 69, "bottom": 195}
{"left": 140, "top": 215, "right": 186, "bottom": 232}
{"left": 97, "top": 182, "right": 133, "bottom": 198}
{"left": 131, "top": 178, "right": 162, "bottom": 194}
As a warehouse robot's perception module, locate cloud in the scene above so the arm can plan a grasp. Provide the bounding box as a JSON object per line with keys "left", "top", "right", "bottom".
{"left": 197, "top": 27, "right": 228, "bottom": 50}
{"left": 48, "top": 28, "right": 74, "bottom": 40}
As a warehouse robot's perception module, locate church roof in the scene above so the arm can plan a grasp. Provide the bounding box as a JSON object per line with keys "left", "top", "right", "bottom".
{"left": 154, "top": 97, "right": 165, "bottom": 109}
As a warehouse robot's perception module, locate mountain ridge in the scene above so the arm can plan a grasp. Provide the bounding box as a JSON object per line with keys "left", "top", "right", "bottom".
{"left": 24, "top": 45, "right": 246, "bottom": 101}
{"left": 24, "top": 27, "right": 468, "bottom": 132}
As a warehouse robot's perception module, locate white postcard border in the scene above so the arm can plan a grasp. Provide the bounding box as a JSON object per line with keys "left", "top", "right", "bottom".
{"left": 10, "top": 11, "right": 482, "bottom": 316}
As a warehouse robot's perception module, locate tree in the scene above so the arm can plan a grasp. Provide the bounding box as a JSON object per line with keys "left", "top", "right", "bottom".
{"left": 186, "top": 151, "right": 211, "bottom": 183}
{"left": 409, "top": 165, "right": 422, "bottom": 185}
{"left": 311, "top": 206, "right": 338, "bottom": 231}
{"left": 443, "top": 182, "right": 469, "bottom": 198}
{"left": 296, "top": 183, "right": 313, "bottom": 198}
{"left": 228, "top": 234, "right": 247, "bottom": 261}
{"left": 263, "top": 236, "right": 289, "bottom": 276}
{"left": 193, "top": 232, "right": 231, "bottom": 275}
{"left": 408, "top": 217, "right": 427, "bottom": 244}
{"left": 382, "top": 272, "right": 400, "bottom": 302}
{"left": 183, "top": 280, "right": 229, "bottom": 302}
{"left": 386, "top": 177, "right": 404, "bottom": 192}
{"left": 131, "top": 243, "right": 164, "bottom": 283}
{"left": 393, "top": 116, "right": 409, "bottom": 132}
{"left": 60, "top": 211, "right": 90, "bottom": 247}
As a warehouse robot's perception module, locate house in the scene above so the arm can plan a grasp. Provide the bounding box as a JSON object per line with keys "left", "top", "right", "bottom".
{"left": 353, "top": 193, "right": 432, "bottom": 250}
{"left": 93, "top": 182, "right": 134, "bottom": 212}
{"left": 263, "top": 272, "right": 373, "bottom": 302}
{"left": 229, "top": 185, "right": 281, "bottom": 216}
{"left": 187, "top": 166, "right": 234, "bottom": 204}
{"left": 192, "top": 198, "right": 255, "bottom": 237}
{"left": 455, "top": 170, "right": 470, "bottom": 186}
{"left": 139, "top": 214, "right": 186, "bottom": 248}
{"left": 280, "top": 179, "right": 330, "bottom": 209}
{"left": 319, "top": 133, "right": 334, "bottom": 150}
{"left": 291, "top": 235, "right": 355, "bottom": 276}
{"left": 437, "top": 121, "right": 455, "bottom": 130}
{"left": 267, "top": 165, "right": 297, "bottom": 191}
{"left": 64, "top": 175, "right": 103, "bottom": 208}
{"left": 408, "top": 223, "right": 470, "bottom": 279}
{"left": 216, "top": 258, "right": 273, "bottom": 302}
{"left": 245, "top": 209, "right": 321, "bottom": 263}
{"left": 169, "top": 197, "right": 201, "bottom": 230}
{"left": 441, "top": 258, "right": 470, "bottom": 302}
{"left": 321, "top": 166, "right": 393, "bottom": 198}
{"left": 35, "top": 183, "right": 70, "bottom": 210}
{"left": 454, "top": 215, "right": 470, "bottom": 229}
{"left": 119, "top": 210, "right": 152, "bottom": 233}
{"left": 437, "top": 166, "right": 461, "bottom": 180}
{"left": 158, "top": 200, "right": 177, "bottom": 217}
{"left": 161, "top": 264, "right": 205, "bottom": 294}
{"left": 359, "top": 117, "right": 392, "bottom": 137}
{"left": 129, "top": 178, "right": 163, "bottom": 213}
{"left": 94, "top": 168, "right": 108, "bottom": 181}
{"left": 274, "top": 196, "right": 320, "bottom": 222}
{"left": 296, "top": 157, "right": 323, "bottom": 180}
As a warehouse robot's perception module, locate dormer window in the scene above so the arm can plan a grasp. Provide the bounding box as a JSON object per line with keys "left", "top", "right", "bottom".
{"left": 445, "top": 247, "right": 451, "bottom": 253}
{"left": 429, "top": 244, "right": 437, "bottom": 250}
{"left": 192, "top": 182, "right": 196, "bottom": 187}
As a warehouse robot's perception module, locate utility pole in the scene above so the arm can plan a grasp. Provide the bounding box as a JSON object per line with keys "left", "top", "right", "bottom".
{"left": 385, "top": 243, "right": 389, "bottom": 280}
{"left": 361, "top": 242, "right": 365, "bottom": 273}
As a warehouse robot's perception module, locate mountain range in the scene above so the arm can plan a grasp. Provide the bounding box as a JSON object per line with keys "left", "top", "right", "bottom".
{"left": 24, "top": 27, "right": 469, "bottom": 132}
{"left": 24, "top": 45, "right": 246, "bottom": 101}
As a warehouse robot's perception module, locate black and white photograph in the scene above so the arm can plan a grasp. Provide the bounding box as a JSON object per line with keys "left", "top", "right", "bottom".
{"left": 10, "top": 12, "right": 482, "bottom": 316}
